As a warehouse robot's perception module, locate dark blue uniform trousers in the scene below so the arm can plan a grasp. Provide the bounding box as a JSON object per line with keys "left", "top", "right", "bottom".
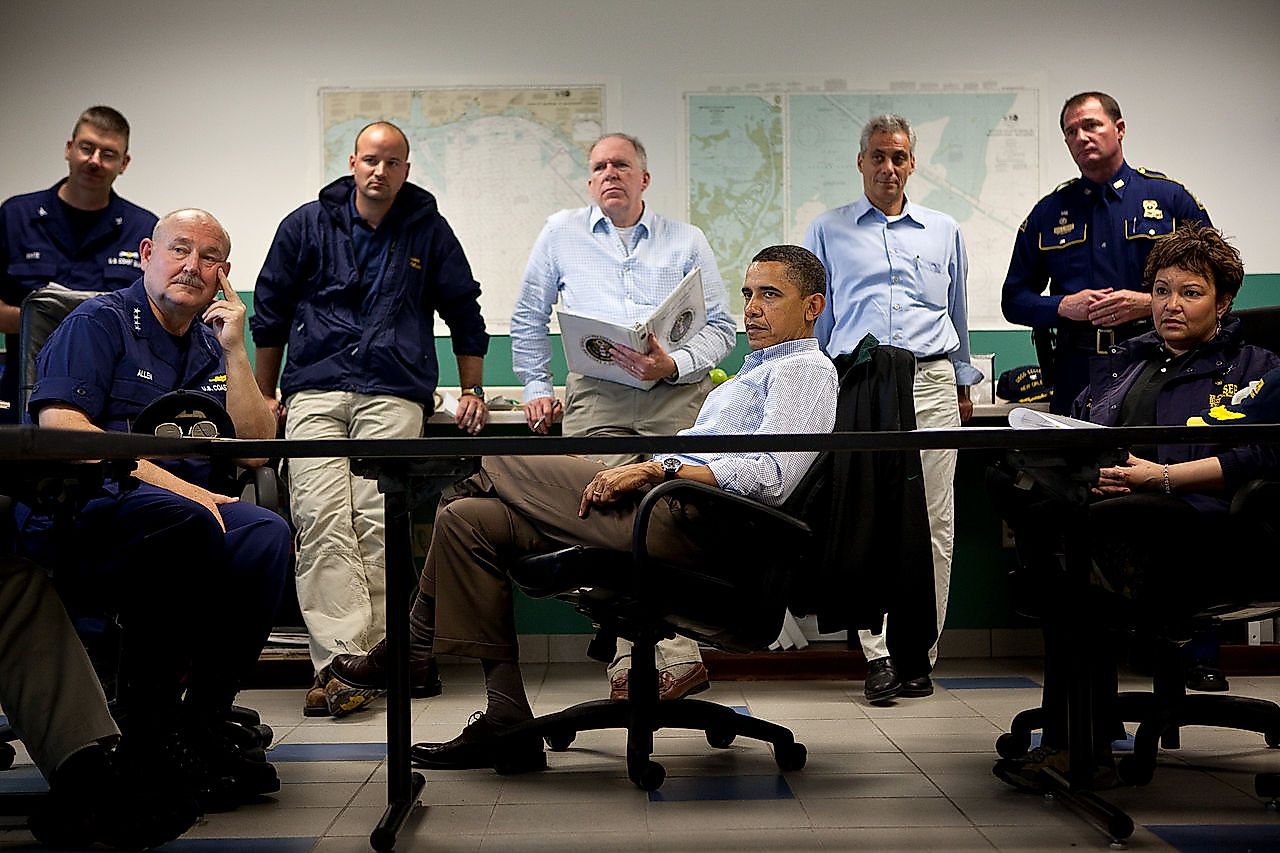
{"left": 47, "top": 482, "right": 291, "bottom": 721}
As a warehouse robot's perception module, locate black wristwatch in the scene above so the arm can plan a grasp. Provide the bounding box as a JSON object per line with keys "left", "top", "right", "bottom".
{"left": 460, "top": 385, "right": 485, "bottom": 400}
{"left": 660, "top": 456, "right": 682, "bottom": 481}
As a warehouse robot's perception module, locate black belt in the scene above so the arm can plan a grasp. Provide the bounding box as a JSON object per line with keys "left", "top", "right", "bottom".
{"left": 1056, "top": 319, "right": 1152, "bottom": 355}
{"left": 917, "top": 353, "right": 949, "bottom": 363}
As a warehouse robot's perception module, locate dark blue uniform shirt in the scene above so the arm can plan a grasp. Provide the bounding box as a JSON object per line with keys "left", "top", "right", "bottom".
{"left": 0, "top": 180, "right": 157, "bottom": 419}
{"left": 29, "top": 277, "right": 225, "bottom": 485}
{"left": 1001, "top": 161, "right": 1211, "bottom": 330}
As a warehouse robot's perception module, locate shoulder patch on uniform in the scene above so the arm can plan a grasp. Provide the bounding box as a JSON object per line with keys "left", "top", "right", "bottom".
{"left": 1135, "top": 166, "right": 1205, "bottom": 209}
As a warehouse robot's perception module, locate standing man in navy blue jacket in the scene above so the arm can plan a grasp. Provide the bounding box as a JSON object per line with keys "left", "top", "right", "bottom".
{"left": 251, "top": 121, "right": 489, "bottom": 717}
{"left": 0, "top": 106, "right": 156, "bottom": 422}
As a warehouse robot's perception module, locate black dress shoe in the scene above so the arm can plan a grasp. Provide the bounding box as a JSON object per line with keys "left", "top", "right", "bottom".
{"left": 29, "top": 744, "right": 199, "bottom": 850}
{"left": 1185, "top": 664, "right": 1229, "bottom": 692}
{"left": 899, "top": 674, "right": 934, "bottom": 697}
{"left": 411, "top": 712, "right": 546, "bottom": 773}
{"left": 863, "top": 657, "right": 901, "bottom": 704}
{"left": 329, "top": 638, "right": 443, "bottom": 698}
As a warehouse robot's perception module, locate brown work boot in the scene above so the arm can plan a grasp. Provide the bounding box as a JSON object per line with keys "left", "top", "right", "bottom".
{"left": 303, "top": 670, "right": 330, "bottom": 718}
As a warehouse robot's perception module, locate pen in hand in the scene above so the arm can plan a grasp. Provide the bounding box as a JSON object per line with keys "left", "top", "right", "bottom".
{"left": 532, "top": 399, "right": 563, "bottom": 433}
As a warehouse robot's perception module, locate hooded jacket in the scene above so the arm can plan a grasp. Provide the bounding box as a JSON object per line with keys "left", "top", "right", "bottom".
{"left": 251, "top": 176, "right": 487, "bottom": 404}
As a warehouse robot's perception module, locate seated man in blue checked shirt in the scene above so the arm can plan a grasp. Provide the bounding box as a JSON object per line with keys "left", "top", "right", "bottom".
{"left": 328, "top": 244, "right": 839, "bottom": 771}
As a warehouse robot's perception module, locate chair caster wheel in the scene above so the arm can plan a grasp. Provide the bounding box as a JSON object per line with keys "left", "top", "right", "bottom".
{"left": 634, "top": 761, "right": 665, "bottom": 791}
{"left": 775, "top": 741, "right": 807, "bottom": 772}
{"left": 545, "top": 732, "right": 575, "bottom": 752}
{"left": 706, "top": 730, "right": 735, "bottom": 749}
{"left": 995, "top": 732, "right": 1029, "bottom": 759}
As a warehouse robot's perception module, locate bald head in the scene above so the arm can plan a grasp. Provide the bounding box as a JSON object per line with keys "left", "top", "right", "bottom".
{"left": 154, "top": 208, "right": 231, "bottom": 259}
{"left": 354, "top": 121, "right": 410, "bottom": 159}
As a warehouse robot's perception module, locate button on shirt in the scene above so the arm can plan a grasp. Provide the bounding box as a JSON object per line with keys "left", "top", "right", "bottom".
{"left": 654, "top": 337, "right": 838, "bottom": 507}
{"left": 803, "top": 195, "right": 982, "bottom": 387}
{"left": 511, "top": 204, "right": 736, "bottom": 401}
{"left": 1001, "top": 162, "right": 1212, "bottom": 330}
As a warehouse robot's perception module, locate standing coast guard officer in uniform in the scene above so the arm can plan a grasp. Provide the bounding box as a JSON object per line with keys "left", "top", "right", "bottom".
{"left": 1001, "top": 91, "right": 1211, "bottom": 414}
{"left": 0, "top": 106, "right": 156, "bottom": 421}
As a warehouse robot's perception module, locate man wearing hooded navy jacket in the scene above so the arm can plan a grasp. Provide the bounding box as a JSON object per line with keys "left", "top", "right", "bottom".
{"left": 251, "top": 121, "right": 489, "bottom": 717}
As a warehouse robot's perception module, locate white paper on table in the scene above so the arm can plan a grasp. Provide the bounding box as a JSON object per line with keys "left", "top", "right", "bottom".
{"left": 1007, "top": 407, "right": 1103, "bottom": 430}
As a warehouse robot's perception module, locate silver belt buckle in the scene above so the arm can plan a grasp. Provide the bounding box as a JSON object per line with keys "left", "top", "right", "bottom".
{"left": 1096, "top": 328, "right": 1115, "bottom": 354}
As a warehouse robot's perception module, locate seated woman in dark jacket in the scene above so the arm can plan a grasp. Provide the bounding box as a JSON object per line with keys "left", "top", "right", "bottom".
{"left": 992, "top": 222, "right": 1280, "bottom": 792}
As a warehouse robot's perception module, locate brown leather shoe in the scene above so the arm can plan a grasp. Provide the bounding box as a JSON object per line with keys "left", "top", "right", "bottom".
{"left": 303, "top": 671, "right": 330, "bottom": 718}
{"left": 658, "top": 662, "right": 710, "bottom": 701}
{"left": 609, "top": 672, "right": 628, "bottom": 701}
{"left": 329, "top": 639, "right": 443, "bottom": 698}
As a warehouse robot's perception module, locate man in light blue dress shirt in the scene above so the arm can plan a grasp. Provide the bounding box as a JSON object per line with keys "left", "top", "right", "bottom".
{"left": 803, "top": 114, "right": 983, "bottom": 704}
{"left": 509, "top": 133, "right": 737, "bottom": 700}
{"left": 364, "top": 245, "right": 837, "bottom": 771}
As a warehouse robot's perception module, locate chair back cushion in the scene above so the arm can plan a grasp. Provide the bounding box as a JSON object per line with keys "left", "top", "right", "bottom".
{"left": 19, "top": 288, "right": 107, "bottom": 420}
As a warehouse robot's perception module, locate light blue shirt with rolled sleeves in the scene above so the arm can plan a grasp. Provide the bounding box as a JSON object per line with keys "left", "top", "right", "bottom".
{"left": 654, "top": 337, "right": 838, "bottom": 507}
{"left": 802, "top": 195, "right": 983, "bottom": 388}
{"left": 511, "top": 203, "right": 736, "bottom": 402}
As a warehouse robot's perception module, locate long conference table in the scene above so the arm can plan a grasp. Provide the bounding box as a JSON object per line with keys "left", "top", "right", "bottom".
{"left": 4, "top": 421, "right": 1279, "bottom": 850}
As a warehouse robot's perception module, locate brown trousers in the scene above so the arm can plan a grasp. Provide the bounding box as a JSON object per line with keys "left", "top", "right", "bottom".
{"left": 425, "top": 455, "right": 704, "bottom": 662}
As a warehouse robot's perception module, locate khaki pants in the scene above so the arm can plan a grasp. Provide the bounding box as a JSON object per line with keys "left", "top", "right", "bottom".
{"left": 858, "top": 360, "right": 956, "bottom": 667}
{"left": 0, "top": 557, "right": 118, "bottom": 778}
{"left": 562, "top": 373, "right": 711, "bottom": 676}
{"left": 285, "top": 389, "right": 425, "bottom": 672}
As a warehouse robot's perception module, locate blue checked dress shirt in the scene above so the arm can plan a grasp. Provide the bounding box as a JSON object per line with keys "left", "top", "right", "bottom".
{"left": 511, "top": 204, "right": 736, "bottom": 401}
{"left": 803, "top": 195, "right": 983, "bottom": 387}
{"left": 655, "top": 337, "right": 837, "bottom": 507}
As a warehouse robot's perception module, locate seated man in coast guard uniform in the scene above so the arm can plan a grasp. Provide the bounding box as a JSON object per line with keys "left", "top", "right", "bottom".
{"left": 23, "top": 208, "right": 292, "bottom": 810}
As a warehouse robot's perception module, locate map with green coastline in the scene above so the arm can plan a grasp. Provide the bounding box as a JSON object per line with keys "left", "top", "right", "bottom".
{"left": 322, "top": 86, "right": 605, "bottom": 334}
{"left": 687, "top": 88, "right": 1039, "bottom": 328}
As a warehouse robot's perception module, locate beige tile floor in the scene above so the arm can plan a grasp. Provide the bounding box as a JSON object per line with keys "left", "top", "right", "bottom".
{"left": 2, "top": 657, "right": 1279, "bottom": 851}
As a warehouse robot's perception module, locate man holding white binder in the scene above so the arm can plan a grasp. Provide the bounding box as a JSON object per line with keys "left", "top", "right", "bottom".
{"left": 510, "top": 132, "right": 736, "bottom": 701}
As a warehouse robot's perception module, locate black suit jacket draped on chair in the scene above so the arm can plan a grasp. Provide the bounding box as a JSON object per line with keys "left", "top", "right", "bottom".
{"left": 788, "top": 337, "right": 938, "bottom": 680}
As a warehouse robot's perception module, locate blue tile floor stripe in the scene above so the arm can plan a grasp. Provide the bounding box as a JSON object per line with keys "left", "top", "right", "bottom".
{"left": 164, "top": 838, "right": 317, "bottom": 852}
{"left": 268, "top": 742, "right": 387, "bottom": 762}
{"left": 1148, "top": 824, "right": 1280, "bottom": 851}
{"left": 935, "top": 676, "right": 1041, "bottom": 690}
{"left": 649, "top": 774, "right": 794, "bottom": 802}
{"left": 0, "top": 766, "right": 46, "bottom": 794}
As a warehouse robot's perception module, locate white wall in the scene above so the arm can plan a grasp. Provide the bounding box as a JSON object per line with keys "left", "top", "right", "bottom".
{"left": 3, "top": 0, "right": 1277, "bottom": 328}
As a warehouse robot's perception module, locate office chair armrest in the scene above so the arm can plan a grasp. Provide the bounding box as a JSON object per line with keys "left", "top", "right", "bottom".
{"left": 1230, "top": 477, "right": 1280, "bottom": 538}
{"left": 630, "top": 479, "right": 811, "bottom": 567}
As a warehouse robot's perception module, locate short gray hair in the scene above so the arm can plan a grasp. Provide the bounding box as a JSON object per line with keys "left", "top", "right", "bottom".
{"left": 859, "top": 114, "right": 916, "bottom": 156}
{"left": 590, "top": 133, "right": 647, "bottom": 171}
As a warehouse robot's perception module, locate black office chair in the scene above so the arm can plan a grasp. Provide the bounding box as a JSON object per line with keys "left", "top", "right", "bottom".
{"left": 994, "top": 464, "right": 1280, "bottom": 793}
{"left": 491, "top": 477, "right": 813, "bottom": 791}
{"left": 18, "top": 287, "right": 106, "bottom": 421}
